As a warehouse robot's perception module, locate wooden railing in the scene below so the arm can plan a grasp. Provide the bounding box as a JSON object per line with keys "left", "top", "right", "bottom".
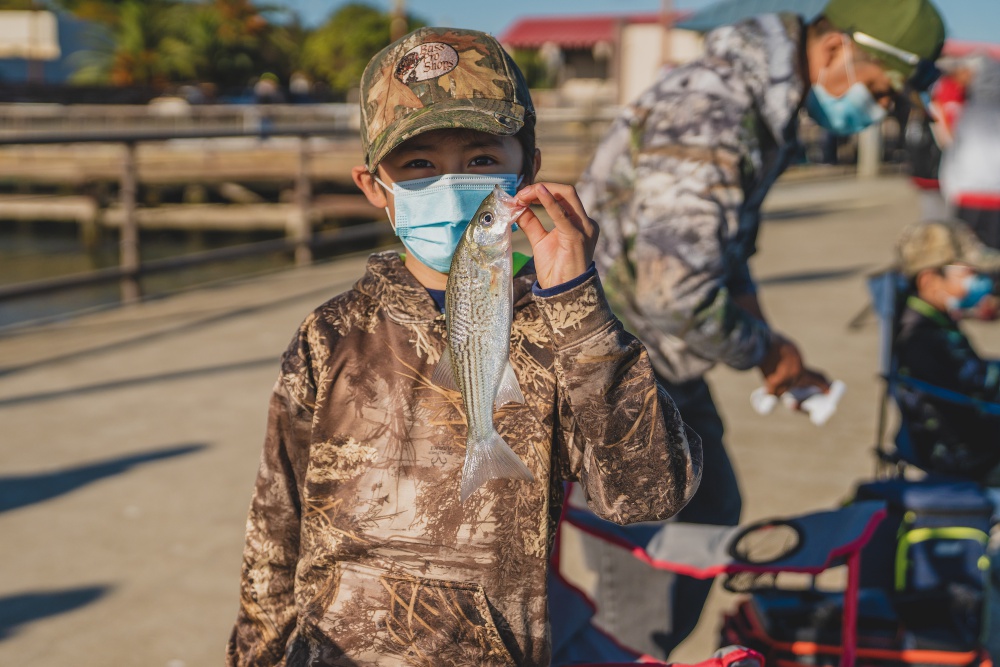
{"left": 0, "top": 105, "right": 620, "bottom": 307}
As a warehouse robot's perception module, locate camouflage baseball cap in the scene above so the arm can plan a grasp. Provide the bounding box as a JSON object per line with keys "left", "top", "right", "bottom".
{"left": 897, "top": 220, "right": 1000, "bottom": 278}
{"left": 359, "top": 27, "right": 535, "bottom": 171}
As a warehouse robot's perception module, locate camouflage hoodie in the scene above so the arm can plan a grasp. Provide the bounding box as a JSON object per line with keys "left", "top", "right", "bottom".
{"left": 226, "top": 251, "right": 701, "bottom": 666}
{"left": 577, "top": 14, "right": 809, "bottom": 384}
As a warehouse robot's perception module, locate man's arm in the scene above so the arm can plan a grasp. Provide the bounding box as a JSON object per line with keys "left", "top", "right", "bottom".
{"left": 534, "top": 274, "right": 702, "bottom": 525}
{"left": 227, "top": 332, "right": 316, "bottom": 666}
{"left": 629, "top": 141, "right": 772, "bottom": 371}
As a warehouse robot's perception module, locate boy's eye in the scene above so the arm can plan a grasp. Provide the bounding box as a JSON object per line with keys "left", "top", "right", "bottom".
{"left": 404, "top": 159, "right": 434, "bottom": 169}
{"left": 469, "top": 155, "right": 497, "bottom": 167}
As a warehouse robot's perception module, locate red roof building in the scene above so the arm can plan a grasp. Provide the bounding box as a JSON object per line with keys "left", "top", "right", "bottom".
{"left": 943, "top": 40, "right": 1000, "bottom": 62}
{"left": 496, "top": 12, "right": 701, "bottom": 105}
{"left": 498, "top": 13, "right": 672, "bottom": 50}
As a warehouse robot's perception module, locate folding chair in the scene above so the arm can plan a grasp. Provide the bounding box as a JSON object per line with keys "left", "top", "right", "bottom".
{"left": 550, "top": 483, "right": 887, "bottom": 667}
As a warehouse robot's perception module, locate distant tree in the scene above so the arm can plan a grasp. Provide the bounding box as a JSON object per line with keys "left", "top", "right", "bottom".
{"left": 0, "top": 1, "right": 44, "bottom": 10}
{"left": 67, "top": 0, "right": 299, "bottom": 91}
{"left": 301, "top": 3, "right": 424, "bottom": 96}
{"left": 53, "top": 0, "right": 129, "bottom": 25}
{"left": 510, "top": 49, "right": 555, "bottom": 89}
{"left": 183, "top": 0, "right": 297, "bottom": 90}
{"left": 70, "top": 0, "right": 195, "bottom": 87}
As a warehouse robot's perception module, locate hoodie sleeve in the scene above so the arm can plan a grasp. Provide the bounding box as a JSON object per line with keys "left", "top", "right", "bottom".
{"left": 227, "top": 329, "right": 316, "bottom": 667}
{"left": 533, "top": 272, "right": 702, "bottom": 524}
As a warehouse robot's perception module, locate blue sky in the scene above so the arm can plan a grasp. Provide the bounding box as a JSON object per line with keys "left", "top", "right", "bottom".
{"left": 278, "top": 1, "right": 998, "bottom": 44}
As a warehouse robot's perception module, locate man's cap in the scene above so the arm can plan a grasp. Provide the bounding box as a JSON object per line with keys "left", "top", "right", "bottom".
{"left": 359, "top": 27, "right": 534, "bottom": 171}
{"left": 896, "top": 220, "right": 1000, "bottom": 278}
{"left": 823, "top": 0, "right": 946, "bottom": 92}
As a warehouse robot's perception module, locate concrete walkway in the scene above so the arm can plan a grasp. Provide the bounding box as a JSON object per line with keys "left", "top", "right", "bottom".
{"left": 1, "top": 175, "right": 996, "bottom": 666}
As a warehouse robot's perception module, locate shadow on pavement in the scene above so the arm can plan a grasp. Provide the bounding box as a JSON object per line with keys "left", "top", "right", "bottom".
{"left": 0, "top": 357, "right": 275, "bottom": 409}
{"left": 0, "top": 585, "right": 112, "bottom": 640}
{"left": 0, "top": 443, "right": 206, "bottom": 513}
{"left": 762, "top": 205, "right": 838, "bottom": 222}
{"left": 0, "top": 281, "right": 338, "bottom": 378}
{"left": 757, "top": 265, "right": 869, "bottom": 286}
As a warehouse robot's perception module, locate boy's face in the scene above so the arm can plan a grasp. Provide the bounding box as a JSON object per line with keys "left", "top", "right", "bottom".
{"left": 353, "top": 129, "right": 531, "bottom": 224}
{"left": 917, "top": 263, "right": 975, "bottom": 309}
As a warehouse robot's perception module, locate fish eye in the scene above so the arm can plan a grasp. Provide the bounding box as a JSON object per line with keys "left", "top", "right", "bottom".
{"left": 479, "top": 211, "right": 494, "bottom": 226}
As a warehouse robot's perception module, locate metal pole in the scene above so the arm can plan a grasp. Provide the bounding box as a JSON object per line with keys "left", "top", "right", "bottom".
{"left": 857, "top": 123, "right": 883, "bottom": 179}
{"left": 292, "top": 136, "right": 313, "bottom": 266}
{"left": 390, "top": 0, "right": 407, "bottom": 42}
{"left": 120, "top": 141, "right": 141, "bottom": 303}
{"left": 661, "top": 0, "right": 674, "bottom": 67}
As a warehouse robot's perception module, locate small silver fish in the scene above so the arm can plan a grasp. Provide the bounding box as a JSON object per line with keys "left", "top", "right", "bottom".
{"left": 431, "top": 185, "right": 534, "bottom": 502}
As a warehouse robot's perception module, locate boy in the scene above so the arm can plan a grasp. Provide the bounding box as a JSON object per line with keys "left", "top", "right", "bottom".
{"left": 894, "top": 219, "right": 1000, "bottom": 479}
{"left": 226, "top": 27, "right": 701, "bottom": 667}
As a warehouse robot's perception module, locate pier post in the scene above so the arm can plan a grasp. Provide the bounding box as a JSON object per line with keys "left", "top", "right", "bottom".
{"left": 857, "top": 124, "right": 883, "bottom": 179}
{"left": 292, "top": 135, "right": 313, "bottom": 266}
{"left": 120, "top": 141, "right": 141, "bottom": 303}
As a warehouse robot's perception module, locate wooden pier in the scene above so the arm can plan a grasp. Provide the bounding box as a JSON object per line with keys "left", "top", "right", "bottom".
{"left": 1, "top": 175, "right": 979, "bottom": 666}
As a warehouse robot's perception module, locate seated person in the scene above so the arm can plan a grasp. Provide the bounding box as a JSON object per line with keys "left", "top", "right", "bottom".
{"left": 893, "top": 220, "right": 1000, "bottom": 480}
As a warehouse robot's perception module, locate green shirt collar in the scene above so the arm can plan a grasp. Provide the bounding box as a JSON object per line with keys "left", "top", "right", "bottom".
{"left": 906, "top": 295, "right": 954, "bottom": 328}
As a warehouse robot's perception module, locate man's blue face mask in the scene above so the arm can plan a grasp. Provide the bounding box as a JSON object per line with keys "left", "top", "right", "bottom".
{"left": 376, "top": 173, "right": 521, "bottom": 274}
{"left": 805, "top": 36, "right": 887, "bottom": 136}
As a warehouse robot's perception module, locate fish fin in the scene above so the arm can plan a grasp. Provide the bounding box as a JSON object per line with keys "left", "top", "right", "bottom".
{"left": 494, "top": 360, "right": 525, "bottom": 408}
{"left": 430, "top": 345, "right": 458, "bottom": 391}
{"left": 460, "top": 431, "right": 534, "bottom": 503}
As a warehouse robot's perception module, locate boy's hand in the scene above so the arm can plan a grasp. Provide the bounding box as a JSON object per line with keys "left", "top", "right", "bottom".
{"left": 514, "top": 183, "right": 599, "bottom": 289}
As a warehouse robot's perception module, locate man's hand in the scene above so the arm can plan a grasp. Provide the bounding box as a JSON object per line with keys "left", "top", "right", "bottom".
{"left": 759, "top": 334, "right": 830, "bottom": 396}
{"left": 514, "top": 183, "right": 598, "bottom": 289}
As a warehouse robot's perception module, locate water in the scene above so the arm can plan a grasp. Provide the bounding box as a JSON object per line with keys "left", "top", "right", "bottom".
{"left": 0, "top": 222, "right": 296, "bottom": 329}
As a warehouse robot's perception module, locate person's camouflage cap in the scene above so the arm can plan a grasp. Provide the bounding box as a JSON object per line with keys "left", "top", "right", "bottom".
{"left": 359, "top": 27, "right": 535, "bottom": 171}
{"left": 897, "top": 220, "right": 1000, "bottom": 278}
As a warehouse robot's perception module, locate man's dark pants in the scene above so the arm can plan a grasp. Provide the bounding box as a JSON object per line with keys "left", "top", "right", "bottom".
{"left": 653, "top": 374, "right": 743, "bottom": 657}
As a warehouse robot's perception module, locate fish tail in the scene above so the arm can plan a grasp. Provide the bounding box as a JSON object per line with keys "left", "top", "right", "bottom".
{"left": 460, "top": 431, "right": 534, "bottom": 503}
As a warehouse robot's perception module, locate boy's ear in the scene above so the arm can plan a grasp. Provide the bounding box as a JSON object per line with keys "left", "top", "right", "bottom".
{"left": 915, "top": 268, "right": 938, "bottom": 294}
{"left": 352, "top": 165, "right": 388, "bottom": 209}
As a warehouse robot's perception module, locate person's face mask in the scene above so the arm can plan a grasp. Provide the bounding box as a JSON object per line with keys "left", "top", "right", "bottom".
{"left": 946, "top": 272, "right": 994, "bottom": 312}
{"left": 805, "top": 36, "right": 887, "bottom": 136}
{"left": 376, "top": 173, "right": 521, "bottom": 274}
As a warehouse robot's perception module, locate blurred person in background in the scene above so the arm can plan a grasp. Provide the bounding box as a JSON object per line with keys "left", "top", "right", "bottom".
{"left": 932, "top": 60, "right": 976, "bottom": 138}
{"left": 893, "top": 219, "right": 1000, "bottom": 480}
{"left": 564, "top": 0, "right": 946, "bottom": 659}
{"left": 905, "top": 60, "right": 976, "bottom": 219}
{"left": 253, "top": 72, "right": 285, "bottom": 104}
{"left": 940, "top": 59, "right": 1000, "bottom": 249}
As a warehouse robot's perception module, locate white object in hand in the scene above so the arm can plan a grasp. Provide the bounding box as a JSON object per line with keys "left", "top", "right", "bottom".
{"left": 750, "top": 387, "right": 779, "bottom": 415}
{"left": 750, "top": 380, "right": 846, "bottom": 426}
{"left": 798, "top": 380, "right": 846, "bottom": 426}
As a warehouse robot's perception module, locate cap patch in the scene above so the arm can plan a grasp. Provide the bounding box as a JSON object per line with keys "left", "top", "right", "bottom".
{"left": 395, "top": 43, "right": 459, "bottom": 84}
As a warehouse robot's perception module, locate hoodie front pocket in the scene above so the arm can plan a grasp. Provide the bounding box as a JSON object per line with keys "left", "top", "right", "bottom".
{"left": 302, "top": 562, "right": 516, "bottom": 666}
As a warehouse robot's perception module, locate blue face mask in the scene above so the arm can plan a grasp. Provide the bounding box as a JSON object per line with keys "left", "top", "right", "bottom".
{"left": 806, "top": 82, "right": 887, "bottom": 135}
{"left": 951, "top": 273, "right": 994, "bottom": 311}
{"left": 377, "top": 173, "right": 521, "bottom": 274}
{"left": 805, "top": 37, "right": 887, "bottom": 136}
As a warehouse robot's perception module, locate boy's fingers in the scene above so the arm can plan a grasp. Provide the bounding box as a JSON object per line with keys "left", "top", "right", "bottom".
{"left": 516, "top": 209, "right": 548, "bottom": 249}
{"left": 534, "top": 184, "right": 576, "bottom": 234}
{"left": 532, "top": 183, "right": 597, "bottom": 239}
